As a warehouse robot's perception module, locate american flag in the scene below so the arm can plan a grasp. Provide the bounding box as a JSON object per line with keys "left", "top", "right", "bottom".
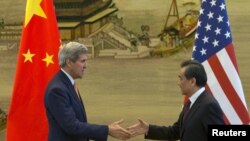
{"left": 192, "top": 0, "right": 250, "bottom": 124}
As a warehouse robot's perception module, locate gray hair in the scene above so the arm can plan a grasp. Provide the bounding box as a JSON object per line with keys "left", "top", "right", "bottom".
{"left": 59, "top": 42, "right": 88, "bottom": 67}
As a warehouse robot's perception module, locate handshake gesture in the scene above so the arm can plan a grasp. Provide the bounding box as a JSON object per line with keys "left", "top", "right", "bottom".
{"left": 108, "top": 119, "right": 149, "bottom": 140}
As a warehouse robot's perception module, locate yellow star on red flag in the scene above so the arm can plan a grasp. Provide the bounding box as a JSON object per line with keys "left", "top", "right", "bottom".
{"left": 7, "top": 0, "right": 61, "bottom": 140}
{"left": 22, "top": 49, "right": 35, "bottom": 63}
{"left": 42, "top": 53, "right": 54, "bottom": 67}
{"left": 24, "top": 0, "right": 47, "bottom": 27}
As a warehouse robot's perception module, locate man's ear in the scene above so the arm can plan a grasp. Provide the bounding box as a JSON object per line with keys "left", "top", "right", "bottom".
{"left": 66, "top": 59, "right": 72, "bottom": 67}
{"left": 191, "top": 77, "right": 196, "bottom": 86}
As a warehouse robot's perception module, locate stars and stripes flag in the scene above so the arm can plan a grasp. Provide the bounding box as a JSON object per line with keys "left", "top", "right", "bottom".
{"left": 192, "top": 0, "right": 250, "bottom": 124}
{"left": 7, "top": 0, "right": 61, "bottom": 140}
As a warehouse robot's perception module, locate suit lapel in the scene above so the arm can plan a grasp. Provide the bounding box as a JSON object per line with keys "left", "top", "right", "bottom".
{"left": 180, "top": 91, "right": 207, "bottom": 137}
{"left": 78, "top": 92, "right": 88, "bottom": 121}
{"left": 70, "top": 83, "right": 88, "bottom": 121}
{"left": 59, "top": 70, "right": 87, "bottom": 121}
{"left": 184, "top": 92, "right": 206, "bottom": 122}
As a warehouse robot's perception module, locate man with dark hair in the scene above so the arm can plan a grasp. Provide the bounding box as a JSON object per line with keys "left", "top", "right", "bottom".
{"left": 128, "top": 59, "right": 225, "bottom": 141}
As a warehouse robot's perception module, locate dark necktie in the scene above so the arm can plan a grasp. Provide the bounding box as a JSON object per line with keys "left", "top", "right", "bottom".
{"left": 182, "top": 100, "right": 191, "bottom": 121}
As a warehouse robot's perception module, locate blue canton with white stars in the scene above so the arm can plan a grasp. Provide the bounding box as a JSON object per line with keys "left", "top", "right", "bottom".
{"left": 192, "top": 0, "right": 232, "bottom": 63}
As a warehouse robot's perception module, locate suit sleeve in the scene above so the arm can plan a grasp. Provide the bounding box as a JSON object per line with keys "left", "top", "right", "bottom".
{"left": 46, "top": 87, "right": 109, "bottom": 141}
{"left": 145, "top": 120, "right": 180, "bottom": 141}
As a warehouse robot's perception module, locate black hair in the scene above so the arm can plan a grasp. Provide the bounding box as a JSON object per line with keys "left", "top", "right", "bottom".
{"left": 181, "top": 60, "right": 207, "bottom": 87}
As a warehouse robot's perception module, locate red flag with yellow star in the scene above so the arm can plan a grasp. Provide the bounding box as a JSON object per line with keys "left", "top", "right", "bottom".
{"left": 6, "top": 0, "right": 60, "bottom": 140}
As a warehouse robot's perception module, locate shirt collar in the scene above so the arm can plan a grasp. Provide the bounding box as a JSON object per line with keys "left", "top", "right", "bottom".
{"left": 189, "top": 87, "right": 205, "bottom": 108}
{"left": 61, "top": 68, "right": 74, "bottom": 85}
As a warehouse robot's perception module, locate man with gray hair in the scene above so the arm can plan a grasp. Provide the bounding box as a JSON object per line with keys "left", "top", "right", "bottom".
{"left": 44, "top": 42, "right": 131, "bottom": 141}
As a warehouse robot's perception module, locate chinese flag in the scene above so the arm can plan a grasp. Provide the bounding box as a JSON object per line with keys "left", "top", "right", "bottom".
{"left": 6, "top": 0, "right": 60, "bottom": 140}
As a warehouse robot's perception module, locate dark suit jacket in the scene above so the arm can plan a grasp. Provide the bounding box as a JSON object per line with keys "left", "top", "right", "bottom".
{"left": 44, "top": 70, "right": 108, "bottom": 141}
{"left": 145, "top": 90, "right": 225, "bottom": 141}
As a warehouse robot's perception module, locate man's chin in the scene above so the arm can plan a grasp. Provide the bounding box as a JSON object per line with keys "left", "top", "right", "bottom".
{"left": 79, "top": 74, "right": 84, "bottom": 78}
{"left": 76, "top": 74, "right": 83, "bottom": 79}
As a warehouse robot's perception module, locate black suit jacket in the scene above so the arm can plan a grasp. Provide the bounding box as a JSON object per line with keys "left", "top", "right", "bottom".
{"left": 145, "top": 90, "right": 225, "bottom": 141}
{"left": 44, "top": 70, "right": 108, "bottom": 141}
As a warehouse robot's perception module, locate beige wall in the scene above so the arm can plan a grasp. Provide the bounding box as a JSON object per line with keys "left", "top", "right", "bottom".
{"left": 59, "top": 29, "right": 72, "bottom": 41}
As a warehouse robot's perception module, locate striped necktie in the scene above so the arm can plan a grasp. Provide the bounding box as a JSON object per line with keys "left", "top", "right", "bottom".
{"left": 73, "top": 82, "right": 80, "bottom": 99}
